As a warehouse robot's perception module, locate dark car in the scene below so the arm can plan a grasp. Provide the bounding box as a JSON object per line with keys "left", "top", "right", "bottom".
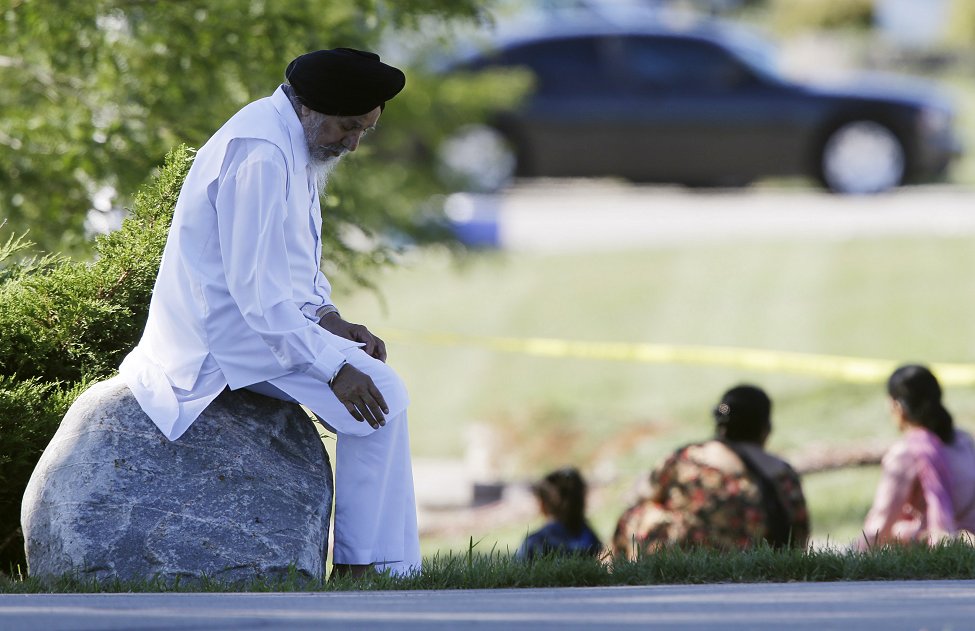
{"left": 442, "top": 22, "right": 962, "bottom": 194}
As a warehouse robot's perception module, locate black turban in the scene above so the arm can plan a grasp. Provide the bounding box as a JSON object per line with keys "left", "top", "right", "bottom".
{"left": 285, "top": 48, "right": 406, "bottom": 116}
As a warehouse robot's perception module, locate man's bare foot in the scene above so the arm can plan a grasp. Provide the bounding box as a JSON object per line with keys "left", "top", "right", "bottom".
{"left": 330, "top": 563, "right": 374, "bottom": 579}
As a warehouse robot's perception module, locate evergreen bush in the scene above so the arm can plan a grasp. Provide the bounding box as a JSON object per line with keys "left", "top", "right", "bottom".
{"left": 0, "top": 145, "right": 191, "bottom": 573}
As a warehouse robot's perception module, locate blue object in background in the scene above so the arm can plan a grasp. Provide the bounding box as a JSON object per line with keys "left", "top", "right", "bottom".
{"left": 445, "top": 193, "right": 501, "bottom": 248}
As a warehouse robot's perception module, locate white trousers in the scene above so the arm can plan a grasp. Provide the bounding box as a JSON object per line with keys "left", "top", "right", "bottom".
{"left": 248, "top": 347, "right": 420, "bottom": 576}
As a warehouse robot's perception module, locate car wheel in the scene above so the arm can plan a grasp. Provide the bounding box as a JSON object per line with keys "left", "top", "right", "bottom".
{"left": 819, "top": 120, "right": 906, "bottom": 194}
{"left": 438, "top": 124, "right": 517, "bottom": 193}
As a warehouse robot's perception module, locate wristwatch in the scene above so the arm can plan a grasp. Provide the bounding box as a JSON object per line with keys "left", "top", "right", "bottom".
{"left": 328, "top": 360, "right": 347, "bottom": 387}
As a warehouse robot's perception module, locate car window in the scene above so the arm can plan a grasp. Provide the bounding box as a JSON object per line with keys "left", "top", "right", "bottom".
{"left": 619, "top": 36, "right": 748, "bottom": 92}
{"left": 496, "top": 36, "right": 614, "bottom": 96}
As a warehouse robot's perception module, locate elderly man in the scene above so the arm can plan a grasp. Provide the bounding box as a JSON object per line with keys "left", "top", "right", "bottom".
{"left": 119, "top": 48, "right": 419, "bottom": 577}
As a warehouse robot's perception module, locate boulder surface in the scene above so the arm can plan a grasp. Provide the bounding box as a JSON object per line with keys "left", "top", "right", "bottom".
{"left": 21, "top": 376, "right": 333, "bottom": 583}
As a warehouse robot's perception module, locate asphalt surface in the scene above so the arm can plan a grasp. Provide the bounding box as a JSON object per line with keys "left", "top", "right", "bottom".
{"left": 2, "top": 580, "right": 974, "bottom": 630}
{"left": 446, "top": 182, "right": 975, "bottom": 252}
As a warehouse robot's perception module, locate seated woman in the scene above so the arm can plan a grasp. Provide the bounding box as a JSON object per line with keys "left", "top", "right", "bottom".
{"left": 859, "top": 364, "right": 975, "bottom": 548}
{"left": 516, "top": 467, "right": 603, "bottom": 561}
{"left": 611, "top": 385, "right": 809, "bottom": 559}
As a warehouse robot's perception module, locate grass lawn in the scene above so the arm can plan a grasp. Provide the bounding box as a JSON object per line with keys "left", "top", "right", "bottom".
{"left": 4, "top": 542, "right": 974, "bottom": 592}
{"left": 333, "top": 234, "right": 975, "bottom": 556}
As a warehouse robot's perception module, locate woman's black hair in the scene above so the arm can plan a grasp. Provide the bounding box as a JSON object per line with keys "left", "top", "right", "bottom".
{"left": 713, "top": 384, "right": 772, "bottom": 443}
{"left": 887, "top": 364, "right": 955, "bottom": 445}
{"left": 533, "top": 467, "right": 588, "bottom": 535}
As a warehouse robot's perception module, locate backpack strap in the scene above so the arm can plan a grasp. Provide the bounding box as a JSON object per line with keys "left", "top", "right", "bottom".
{"left": 721, "top": 440, "right": 794, "bottom": 548}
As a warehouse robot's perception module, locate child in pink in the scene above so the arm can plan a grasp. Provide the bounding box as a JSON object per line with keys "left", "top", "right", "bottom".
{"left": 859, "top": 365, "right": 975, "bottom": 548}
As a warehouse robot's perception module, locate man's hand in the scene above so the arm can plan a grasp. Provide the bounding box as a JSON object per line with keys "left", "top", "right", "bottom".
{"left": 318, "top": 312, "right": 387, "bottom": 362}
{"left": 330, "top": 364, "right": 389, "bottom": 429}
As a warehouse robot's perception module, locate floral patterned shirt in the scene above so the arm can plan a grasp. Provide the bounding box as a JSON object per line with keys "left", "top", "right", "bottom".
{"left": 612, "top": 439, "right": 809, "bottom": 558}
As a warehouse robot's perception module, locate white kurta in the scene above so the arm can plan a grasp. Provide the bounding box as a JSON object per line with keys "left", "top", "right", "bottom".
{"left": 119, "top": 85, "right": 419, "bottom": 574}
{"left": 122, "top": 86, "right": 357, "bottom": 440}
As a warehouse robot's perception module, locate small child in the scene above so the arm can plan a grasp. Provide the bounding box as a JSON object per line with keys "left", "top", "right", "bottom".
{"left": 516, "top": 467, "right": 603, "bottom": 560}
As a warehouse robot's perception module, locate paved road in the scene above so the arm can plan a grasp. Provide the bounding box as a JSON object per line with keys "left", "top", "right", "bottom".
{"left": 446, "top": 182, "right": 975, "bottom": 251}
{"left": 2, "top": 580, "right": 974, "bottom": 630}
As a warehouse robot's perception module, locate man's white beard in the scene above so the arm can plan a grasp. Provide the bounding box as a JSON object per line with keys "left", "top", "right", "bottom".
{"left": 310, "top": 154, "right": 342, "bottom": 191}
{"left": 301, "top": 109, "right": 346, "bottom": 191}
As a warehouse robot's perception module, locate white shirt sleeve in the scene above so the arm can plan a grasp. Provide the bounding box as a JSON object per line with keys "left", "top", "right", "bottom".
{"left": 299, "top": 262, "right": 335, "bottom": 322}
{"left": 214, "top": 138, "right": 346, "bottom": 384}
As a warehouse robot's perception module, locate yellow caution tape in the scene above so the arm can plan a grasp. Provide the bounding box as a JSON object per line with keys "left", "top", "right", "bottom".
{"left": 379, "top": 328, "right": 975, "bottom": 386}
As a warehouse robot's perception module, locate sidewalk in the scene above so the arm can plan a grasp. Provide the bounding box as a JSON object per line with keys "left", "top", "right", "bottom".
{"left": 2, "top": 580, "right": 973, "bottom": 630}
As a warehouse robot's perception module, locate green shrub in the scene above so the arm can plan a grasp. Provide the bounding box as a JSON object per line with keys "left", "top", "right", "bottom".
{"left": 0, "top": 145, "right": 190, "bottom": 573}
{"left": 0, "top": 377, "right": 84, "bottom": 574}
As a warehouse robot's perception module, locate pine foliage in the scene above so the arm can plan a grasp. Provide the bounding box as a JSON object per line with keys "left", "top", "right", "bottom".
{"left": 0, "top": 146, "right": 191, "bottom": 572}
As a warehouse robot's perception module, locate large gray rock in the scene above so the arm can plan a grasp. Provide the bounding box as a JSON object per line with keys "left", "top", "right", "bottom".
{"left": 21, "top": 376, "right": 333, "bottom": 583}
